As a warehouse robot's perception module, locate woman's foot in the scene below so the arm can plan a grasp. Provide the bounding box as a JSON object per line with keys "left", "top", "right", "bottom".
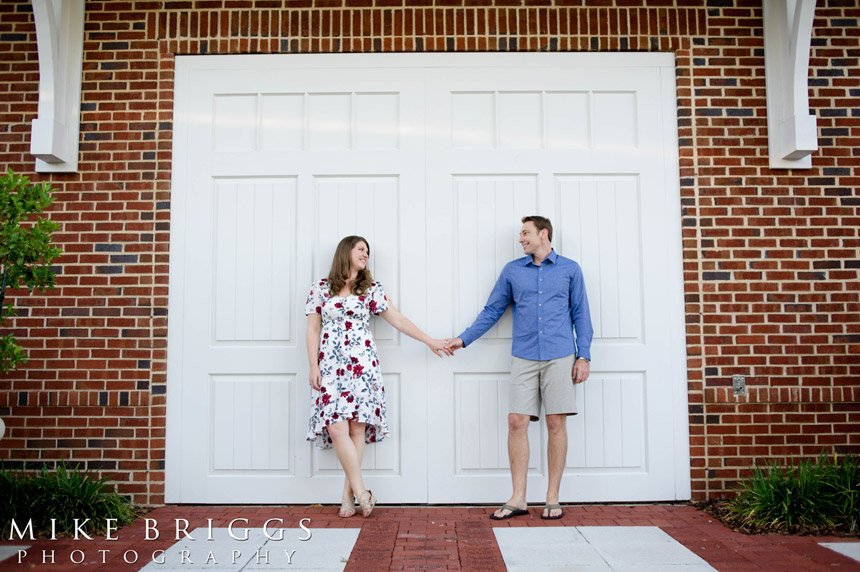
{"left": 338, "top": 496, "right": 356, "bottom": 518}
{"left": 357, "top": 490, "right": 376, "bottom": 518}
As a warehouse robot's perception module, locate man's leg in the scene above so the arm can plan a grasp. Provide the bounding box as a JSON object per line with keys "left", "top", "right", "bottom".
{"left": 493, "top": 412, "right": 531, "bottom": 518}
{"left": 544, "top": 414, "right": 567, "bottom": 518}
{"left": 493, "top": 357, "right": 540, "bottom": 519}
{"left": 540, "top": 354, "right": 577, "bottom": 518}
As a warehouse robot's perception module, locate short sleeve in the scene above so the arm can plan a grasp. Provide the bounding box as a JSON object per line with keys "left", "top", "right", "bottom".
{"left": 368, "top": 282, "right": 389, "bottom": 315}
{"left": 305, "top": 281, "right": 324, "bottom": 316}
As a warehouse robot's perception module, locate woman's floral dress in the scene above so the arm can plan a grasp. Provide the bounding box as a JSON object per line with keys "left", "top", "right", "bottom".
{"left": 305, "top": 279, "right": 389, "bottom": 449}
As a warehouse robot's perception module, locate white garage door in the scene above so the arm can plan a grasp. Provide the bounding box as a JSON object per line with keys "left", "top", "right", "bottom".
{"left": 166, "top": 53, "right": 689, "bottom": 504}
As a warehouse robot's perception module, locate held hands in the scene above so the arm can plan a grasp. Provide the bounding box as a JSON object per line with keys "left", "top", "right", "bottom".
{"left": 425, "top": 337, "right": 465, "bottom": 358}
{"left": 427, "top": 338, "right": 455, "bottom": 358}
{"left": 443, "top": 337, "right": 464, "bottom": 353}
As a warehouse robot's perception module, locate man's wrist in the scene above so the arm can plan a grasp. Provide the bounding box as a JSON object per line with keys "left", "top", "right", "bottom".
{"left": 576, "top": 356, "right": 590, "bottom": 363}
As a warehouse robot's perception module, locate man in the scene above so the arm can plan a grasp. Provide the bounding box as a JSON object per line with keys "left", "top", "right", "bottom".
{"left": 446, "top": 216, "right": 593, "bottom": 520}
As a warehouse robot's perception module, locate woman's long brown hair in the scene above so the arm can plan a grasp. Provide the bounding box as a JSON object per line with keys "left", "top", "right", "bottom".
{"left": 326, "top": 235, "right": 374, "bottom": 297}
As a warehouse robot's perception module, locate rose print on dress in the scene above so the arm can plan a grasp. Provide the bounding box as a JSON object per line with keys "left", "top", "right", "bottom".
{"left": 304, "top": 279, "right": 390, "bottom": 449}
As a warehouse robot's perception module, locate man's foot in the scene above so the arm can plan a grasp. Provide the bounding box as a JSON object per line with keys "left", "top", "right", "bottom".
{"left": 541, "top": 503, "right": 563, "bottom": 520}
{"left": 489, "top": 504, "right": 529, "bottom": 520}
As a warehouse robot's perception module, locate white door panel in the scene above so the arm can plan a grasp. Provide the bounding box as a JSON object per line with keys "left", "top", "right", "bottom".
{"left": 167, "top": 54, "right": 688, "bottom": 503}
{"left": 425, "top": 63, "right": 685, "bottom": 502}
{"left": 168, "top": 65, "right": 428, "bottom": 502}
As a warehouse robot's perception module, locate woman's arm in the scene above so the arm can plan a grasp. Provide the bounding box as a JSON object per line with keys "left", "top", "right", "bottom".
{"left": 379, "top": 301, "right": 452, "bottom": 357}
{"left": 306, "top": 314, "right": 322, "bottom": 390}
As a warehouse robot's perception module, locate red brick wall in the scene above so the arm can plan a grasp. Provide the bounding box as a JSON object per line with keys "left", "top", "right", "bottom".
{"left": 0, "top": 0, "right": 857, "bottom": 505}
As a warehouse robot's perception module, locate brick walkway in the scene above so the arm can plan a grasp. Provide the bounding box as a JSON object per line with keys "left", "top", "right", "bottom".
{"left": 3, "top": 504, "right": 858, "bottom": 571}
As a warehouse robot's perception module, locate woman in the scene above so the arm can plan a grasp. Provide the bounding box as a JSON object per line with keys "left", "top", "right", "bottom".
{"left": 305, "top": 235, "right": 450, "bottom": 518}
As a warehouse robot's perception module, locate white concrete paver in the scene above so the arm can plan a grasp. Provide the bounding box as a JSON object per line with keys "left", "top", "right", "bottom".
{"left": 140, "top": 528, "right": 359, "bottom": 571}
{"left": 0, "top": 545, "right": 29, "bottom": 565}
{"left": 495, "top": 526, "right": 716, "bottom": 572}
{"left": 820, "top": 542, "right": 860, "bottom": 563}
{"left": 579, "top": 526, "right": 713, "bottom": 568}
{"left": 140, "top": 527, "right": 267, "bottom": 570}
{"left": 245, "top": 529, "right": 359, "bottom": 570}
{"left": 494, "top": 527, "right": 609, "bottom": 570}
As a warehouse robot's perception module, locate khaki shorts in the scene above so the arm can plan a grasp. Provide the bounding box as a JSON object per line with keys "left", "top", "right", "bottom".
{"left": 509, "top": 354, "right": 577, "bottom": 421}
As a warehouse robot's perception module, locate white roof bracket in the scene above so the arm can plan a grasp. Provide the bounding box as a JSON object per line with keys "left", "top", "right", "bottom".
{"left": 30, "top": 0, "right": 85, "bottom": 172}
{"left": 763, "top": 0, "right": 818, "bottom": 169}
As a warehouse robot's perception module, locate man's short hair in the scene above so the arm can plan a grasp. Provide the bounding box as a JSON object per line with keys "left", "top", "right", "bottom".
{"left": 521, "top": 215, "right": 553, "bottom": 242}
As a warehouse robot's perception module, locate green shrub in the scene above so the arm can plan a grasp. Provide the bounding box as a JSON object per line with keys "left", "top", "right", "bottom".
{"left": 0, "top": 468, "right": 36, "bottom": 528}
{"left": 829, "top": 454, "right": 860, "bottom": 533}
{"left": 0, "top": 169, "right": 62, "bottom": 373}
{"left": 0, "top": 464, "right": 138, "bottom": 537}
{"left": 724, "top": 453, "right": 860, "bottom": 535}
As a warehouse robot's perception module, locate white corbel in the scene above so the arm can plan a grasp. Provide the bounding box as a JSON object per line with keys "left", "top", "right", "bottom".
{"left": 30, "top": 0, "right": 85, "bottom": 172}
{"left": 763, "top": 0, "right": 818, "bottom": 169}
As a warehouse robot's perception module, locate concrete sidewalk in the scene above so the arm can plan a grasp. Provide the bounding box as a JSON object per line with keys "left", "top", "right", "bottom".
{"left": 2, "top": 504, "right": 858, "bottom": 571}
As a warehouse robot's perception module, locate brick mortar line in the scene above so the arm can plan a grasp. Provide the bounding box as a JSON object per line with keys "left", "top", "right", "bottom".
{"left": 705, "top": 385, "right": 859, "bottom": 404}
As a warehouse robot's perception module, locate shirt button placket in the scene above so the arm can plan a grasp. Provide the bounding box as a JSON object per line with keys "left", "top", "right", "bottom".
{"left": 537, "top": 267, "right": 542, "bottom": 358}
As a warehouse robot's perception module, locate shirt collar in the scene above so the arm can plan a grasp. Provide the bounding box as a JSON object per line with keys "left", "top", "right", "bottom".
{"left": 525, "top": 249, "right": 558, "bottom": 266}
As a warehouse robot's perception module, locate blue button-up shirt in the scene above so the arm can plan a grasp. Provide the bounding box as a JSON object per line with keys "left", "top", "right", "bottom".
{"left": 458, "top": 250, "right": 593, "bottom": 361}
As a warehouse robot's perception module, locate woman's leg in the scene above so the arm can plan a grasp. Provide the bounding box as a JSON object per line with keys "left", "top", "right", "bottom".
{"left": 328, "top": 420, "right": 367, "bottom": 498}
{"left": 341, "top": 421, "right": 368, "bottom": 502}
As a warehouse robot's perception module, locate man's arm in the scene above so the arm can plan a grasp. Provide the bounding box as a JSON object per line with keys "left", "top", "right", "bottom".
{"left": 455, "top": 268, "right": 513, "bottom": 348}
{"left": 569, "top": 264, "right": 594, "bottom": 360}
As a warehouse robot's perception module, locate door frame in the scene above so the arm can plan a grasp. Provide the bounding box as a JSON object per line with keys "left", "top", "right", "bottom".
{"left": 165, "top": 52, "right": 690, "bottom": 503}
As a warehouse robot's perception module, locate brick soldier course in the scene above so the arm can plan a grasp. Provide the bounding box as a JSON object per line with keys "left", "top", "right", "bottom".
{"left": 0, "top": 1, "right": 857, "bottom": 506}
